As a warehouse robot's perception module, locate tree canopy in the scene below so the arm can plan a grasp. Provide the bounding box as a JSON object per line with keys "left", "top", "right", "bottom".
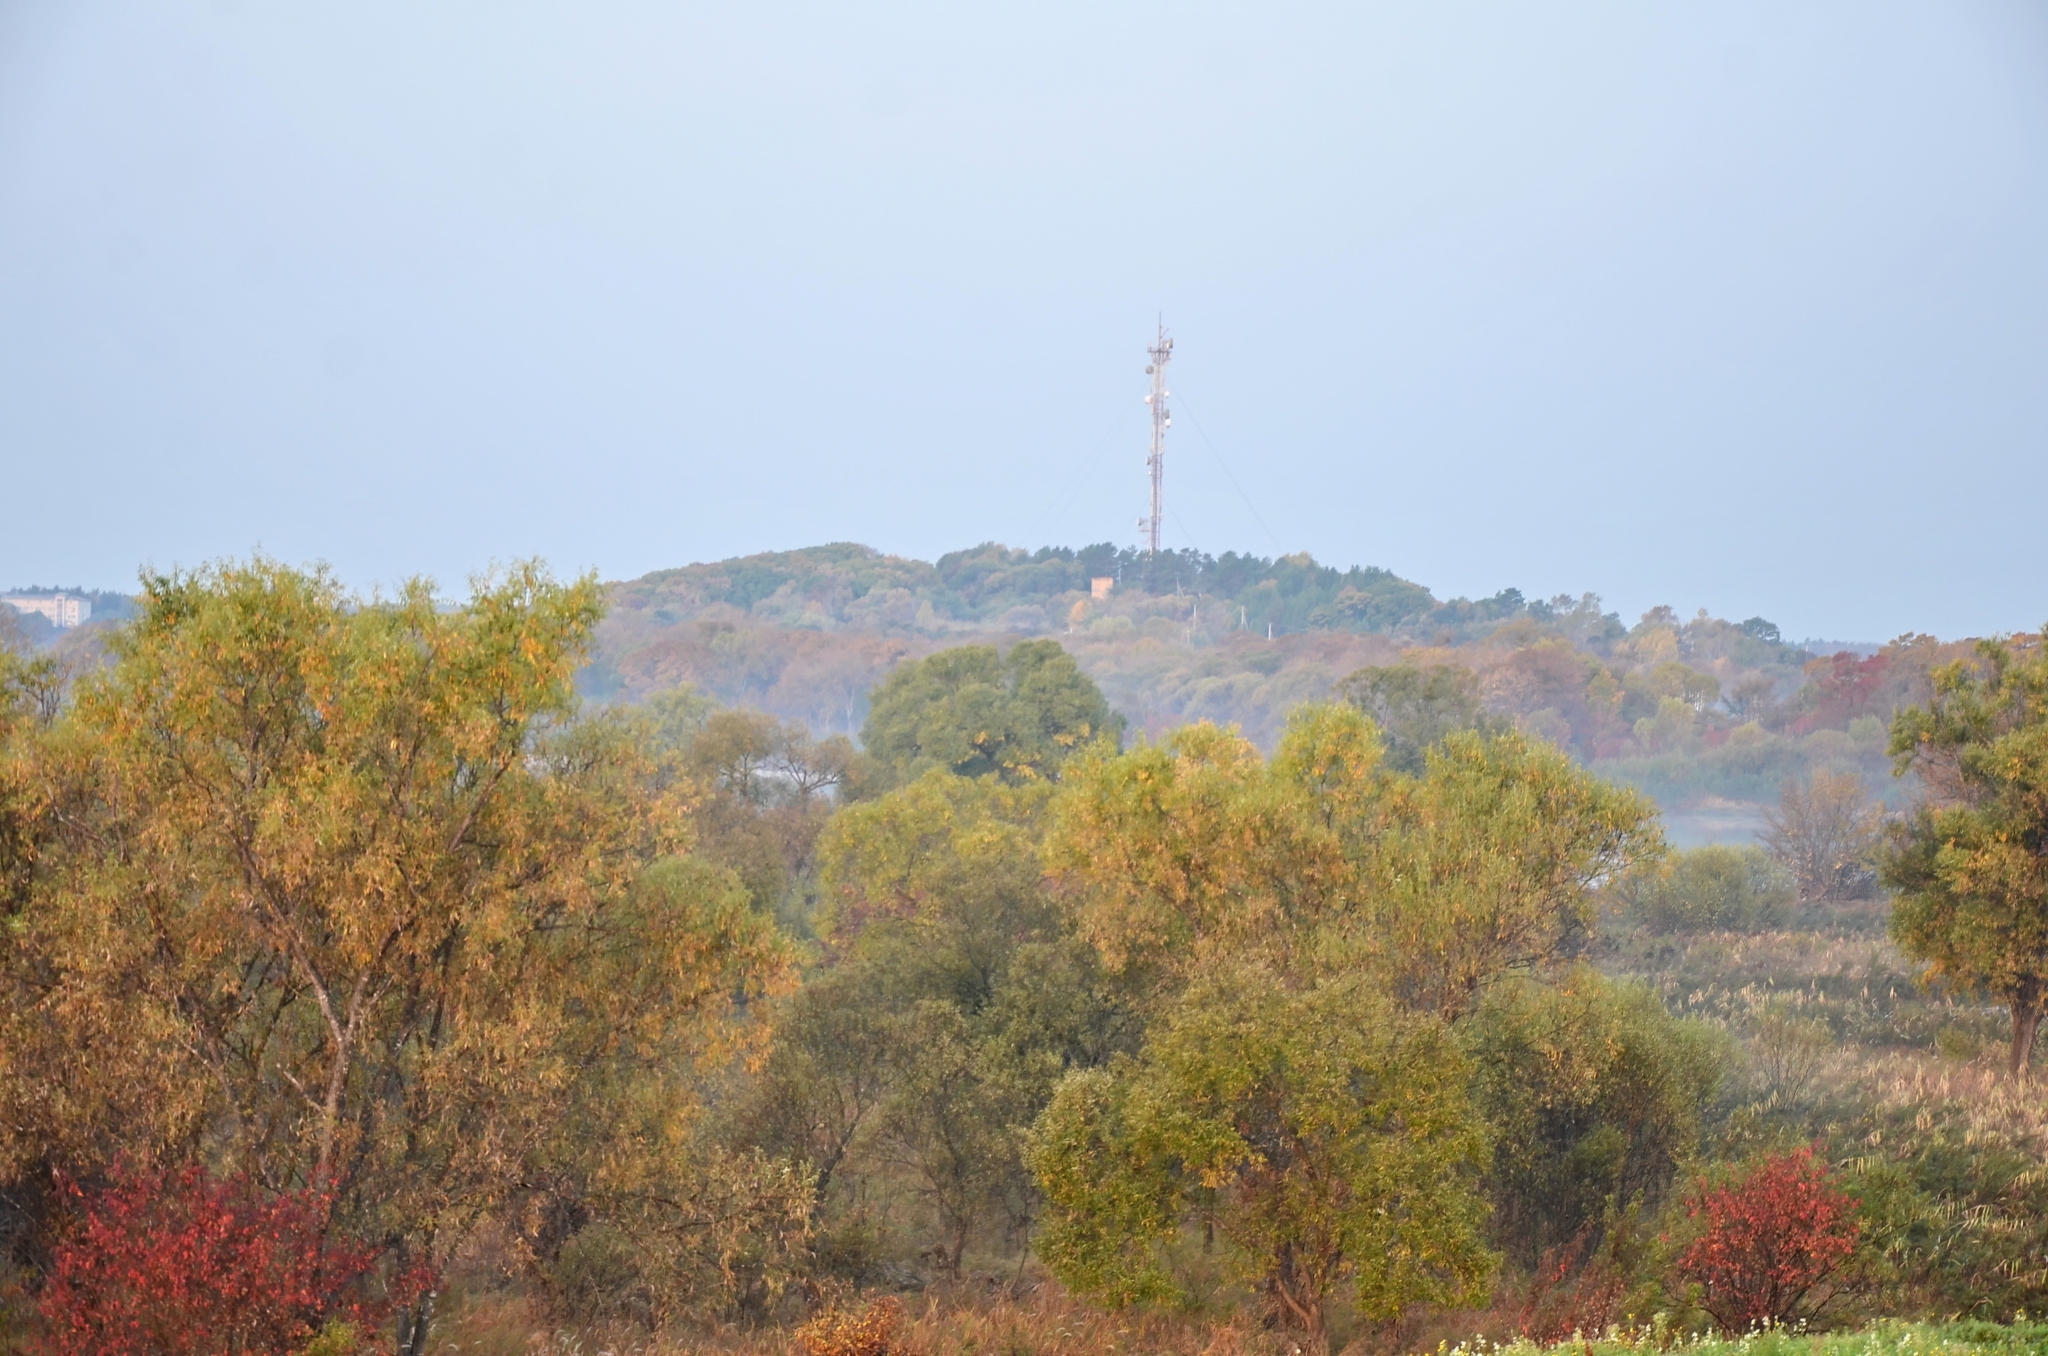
{"left": 860, "top": 639, "right": 1122, "bottom": 784}
{"left": 1883, "top": 630, "right": 2048, "bottom": 1074}
{"left": 0, "top": 560, "right": 791, "bottom": 1348}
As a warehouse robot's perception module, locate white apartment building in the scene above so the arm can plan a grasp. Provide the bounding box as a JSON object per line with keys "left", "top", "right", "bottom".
{"left": 3, "top": 594, "right": 92, "bottom": 628}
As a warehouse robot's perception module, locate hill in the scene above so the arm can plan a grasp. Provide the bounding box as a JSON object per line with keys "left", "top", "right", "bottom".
{"left": 584, "top": 542, "right": 1973, "bottom": 841}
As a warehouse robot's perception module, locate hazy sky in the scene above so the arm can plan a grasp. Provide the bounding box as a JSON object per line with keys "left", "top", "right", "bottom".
{"left": 3, "top": 1, "right": 2045, "bottom": 641}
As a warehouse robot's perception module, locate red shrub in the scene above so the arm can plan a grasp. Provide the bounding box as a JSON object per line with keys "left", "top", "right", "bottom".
{"left": 1676, "top": 1148, "right": 1860, "bottom": 1333}
{"left": 36, "top": 1161, "right": 386, "bottom": 1356}
{"left": 1515, "top": 1225, "right": 1629, "bottom": 1344}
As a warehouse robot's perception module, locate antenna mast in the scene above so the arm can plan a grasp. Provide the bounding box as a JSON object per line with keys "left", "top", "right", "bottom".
{"left": 1139, "top": 321, "right": 1173, "bottom": 555}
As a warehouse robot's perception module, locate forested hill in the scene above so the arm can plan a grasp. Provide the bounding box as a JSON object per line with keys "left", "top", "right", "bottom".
{"left": 584, "top": 541, "right": 1964, "bottom": 842}
{"left": 597, "top": 540, "right": 1490, "bottom": 639}
{"left": 585, "top": 541, "right": 1532, "bottom": 736}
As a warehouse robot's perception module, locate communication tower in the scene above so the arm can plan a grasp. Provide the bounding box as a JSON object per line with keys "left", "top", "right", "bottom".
{"left": 1138, "top": 322, "right": 1173, "bottom": 555}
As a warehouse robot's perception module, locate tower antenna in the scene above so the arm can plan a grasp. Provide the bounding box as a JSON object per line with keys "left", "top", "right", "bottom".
{"left": 1138, "top": 320, "right": 1173, "bottom": 556}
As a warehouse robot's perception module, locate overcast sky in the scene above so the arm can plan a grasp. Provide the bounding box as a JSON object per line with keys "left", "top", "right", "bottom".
{"left": 2, "top": 1, "right": 2044, "bottom": 640}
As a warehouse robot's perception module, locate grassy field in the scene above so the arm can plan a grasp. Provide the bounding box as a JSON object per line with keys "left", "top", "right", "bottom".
{"left": 423, "top": 1286, "right": 2048, "bottom": 1356}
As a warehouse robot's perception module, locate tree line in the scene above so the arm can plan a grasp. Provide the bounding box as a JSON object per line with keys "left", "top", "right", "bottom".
{"left": 1, "top": 559, "right": 2043, "bottom": 1354}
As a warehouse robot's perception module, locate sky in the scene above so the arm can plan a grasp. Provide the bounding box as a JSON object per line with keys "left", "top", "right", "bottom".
{"left": 2, "top": 1, "right": 2045, "bottom": 642}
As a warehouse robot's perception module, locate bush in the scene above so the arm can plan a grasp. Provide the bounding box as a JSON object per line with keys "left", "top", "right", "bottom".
{"left": 1467, "top": 973, "right": 1726, "bottom": 1265}
{"left": 796, "top": 1295, "right": 903, "bottom": 1356}
{"left": 35, "top": 1161, "right": 388, "bottom": 1356}
{"left": 1677, "top": 1148, "right": 1861, "bottom": 1333}
{"left": 1621, "top": 845, "right": 1793, "bottom": 932}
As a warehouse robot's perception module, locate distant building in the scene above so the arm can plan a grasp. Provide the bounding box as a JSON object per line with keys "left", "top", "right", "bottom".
{"left": 1090, "top": 577, "right": 1114, "bottom": 600}
{"left": 3, "top": 594, "right": 92, "bottom": 628}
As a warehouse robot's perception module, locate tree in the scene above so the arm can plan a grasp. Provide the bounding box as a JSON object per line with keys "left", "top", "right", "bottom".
{"left": 1043, "top": 716, "right": 1352, "bottom": 988}
{"left": 1046, "top": 706, "right": 1660, "bottom": 1018}
{"left": 860, "top": 640, "right": 1122, "bottom": 784}
{"left": 739, "top": 770, "right": 1133, "bottom": 1275}
{"left": 1883, "top": 632, "right": 2048, "bottom": 1074}
{"left": 1762, "top": 771, "right": 1883, "bottom": 903}
{"left": 663, "top": 705, "right": 860, "bottom": 922}
{"left": 1354, "top": 726, "right": 1663, "bottom": 1021}
{"left": 1335, "top": 662, "right": 1503, "bottom": 775}
{"left": 1030, "top": 966, "right": 1494, "bottom": 1349}
{"left": 1676, "top": 1149, "right": 1860, "bottom": 1333}
{"left": 0, "top": 560, "right": 789, "bottom": 1350}
{"left": 1465, "top": 973, "right": 1725, "bottom": 1264}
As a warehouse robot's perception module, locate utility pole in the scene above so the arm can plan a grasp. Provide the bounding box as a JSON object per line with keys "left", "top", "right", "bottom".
{"left": 1138, "top": 321, "right": 1173, "bottom": 556}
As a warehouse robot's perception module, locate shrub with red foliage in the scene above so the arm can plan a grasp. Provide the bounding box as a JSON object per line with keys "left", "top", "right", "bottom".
{"left": 36, "top": 1161, "right": 388, "bottom": 1356}
{"left": 1514, "top": 1224, "right": 1631, "bottom": 1345}
{"left": 1676, "top": 1148, "right": 1860, "bottom": 1333}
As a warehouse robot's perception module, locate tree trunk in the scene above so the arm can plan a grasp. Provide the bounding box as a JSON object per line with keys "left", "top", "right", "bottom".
{"left": 1269, "top": 1244, "right": 1329, "bottom": 1356}
{"left": 397, "top": 1291, "right": 436, "bottom": 1356}
{"left": 2013, "top": 994, "right": 2043, "bottom": 1079}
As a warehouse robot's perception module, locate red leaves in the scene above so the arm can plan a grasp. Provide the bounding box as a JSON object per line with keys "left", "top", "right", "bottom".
{"left": 1795, "top": 651, "right": 1893, "bottom": 733}
{"left": 1676, "top": 1148, "right": 1860, "bottom": 1333}
{"left": 36, "top": 1161, "right": 388, "bottom": 1356}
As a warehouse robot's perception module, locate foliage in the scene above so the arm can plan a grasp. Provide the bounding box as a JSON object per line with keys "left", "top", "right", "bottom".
{"left": 660, "top": 704, "right": 862, "bottom": 925}
{"left": 1466, "top": 973, "right": 1726, "bottom": 1265}
{"left": 743, "top": 770, "right": 1133, "bottom": 1276}
{"left": 1765, "top": 772, "right": 1885, "bottom": 903}
{"left": 1677, "top": 1149, "right": 1862, "bottom": 1334}
{"left": 1336, "top": 661, "right": 1507, "bottom": 775}
{"left": 1046, "top": 705, "right": 1660, "bottom": 1015}
{"left": 534, "top": 1146, "right": 817, "bottom": 1328}
{"left": 1358, "top": 728, "right": 1664, "bottom": 1020}
{"left": 34, "top": 1160, "right": 393, "bottom": 1356}
{"left": 1620, "top": 846, "right": 1795, "bottom": 933}
{"left": 794, "top": 1295, "right": 902, "bottom": 1356}
{"left": 0, "top": 559, "right": 790, "bottom": 1348}
{"left": 1883, "top": 632, "right": 2048, "bottom": 1074}
{"left": 860, "top": 640, "right": 1121, "bottom": 784}
{"left": 1029, "top": 966, "right": 1495, "bottom": 1344}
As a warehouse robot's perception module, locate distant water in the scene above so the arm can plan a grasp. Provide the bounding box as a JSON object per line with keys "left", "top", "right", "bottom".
{"left": 1659, "top": 796, "right": 1770, "bottom": 849}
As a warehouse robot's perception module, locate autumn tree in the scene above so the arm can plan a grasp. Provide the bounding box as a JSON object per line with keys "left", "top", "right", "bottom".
{"left": 1029, "top": 966, "right": 1493, "bottom": 1350}
{"left": 36, "top": 1161, "right": 393, "bottom": 1356}
{"left": 0, "top": 560, "right": 789, "bottom": 1350}
{"left": 1762, "top": 770, "right": 1884, "bottom": 903}
{"left": 736, "top": 770, "right": 1133, "bottom": 1275}
{"left": 1883, "top": 631, "right": 2048, "bottom": 1074}
{"left": 1465, "top": 973, "right": 1725, "bottom": 1264}
{"left": 1033, "top": 705, "right": 1658, "bottom": 1340}
{"left": 658, "top": 702, "right": 862, "bottom": 923}
{"left": 861, "top": 640, "right": 1122, "bottom": 784}
{"left": 1046, "top": 704, "right": 1659, "bottom": 1012}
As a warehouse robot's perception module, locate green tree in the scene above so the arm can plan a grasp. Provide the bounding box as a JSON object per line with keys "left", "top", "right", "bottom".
{"left": 1356, "top": 727, "right": 1662, "bottom": 1020}
{"left": 0, "top": 560, "right": 789, "bottom": 1349}
{"left": 1618, "top": 844, "right": 1794, "bottom": 932}
{"left": 860, "top": 640, "right": 1122, "bottom": 784}
{"left": 663, "top": 705, "right": 860, "bottom": 924}
{"left": 1336, "top": 662, "right": 1504, "bottom": 775}
{"left": 1030, "top": 966, "right": 1493, "bottom": 1349}
{"left": 1464, "top": 972, "right": 1725, "bottom": 1264}
{"left": 738, "top": 770, "right": 1133, "bottom": 1275}
{"left": 1884, "top": 631, "right": 2048, "bottom": 1074}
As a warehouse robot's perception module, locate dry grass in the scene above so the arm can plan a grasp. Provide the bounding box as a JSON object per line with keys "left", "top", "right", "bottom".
{"left": 426, "top": 1289, "right": 2045, "bottom": 1356}
{"left": 434, "top": 1281, "right": 1297, "bottom": 1356}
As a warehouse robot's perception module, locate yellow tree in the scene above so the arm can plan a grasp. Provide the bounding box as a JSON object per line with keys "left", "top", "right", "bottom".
{"left": 1044, "top": 704, "right": 1657, "bottom": 1009}
{"left": 0, "top": 560, "right": 789, "bottom": 1350}
{"left": 1034, "top": 704, "right": 1656, "bottom": 1341}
